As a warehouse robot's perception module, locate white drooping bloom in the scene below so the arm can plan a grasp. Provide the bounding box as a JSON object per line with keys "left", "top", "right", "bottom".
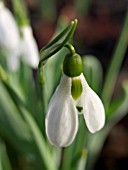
{"left": 46, "top": 73, "right": 105, "bottom": 147}
{"left": 46, "top": 75, "right": 78, "bottom": 147}
{"left": 20, "top": 25, "right": 39, "bottom": 69}
{"left": 0, "top": 1, "right": 20, "bottom": 71}
{"left": 0, "top": 1, "right": 20, "bottom": 52}
{"left": 0, "top": 2, "right": 39, "bottom": 70}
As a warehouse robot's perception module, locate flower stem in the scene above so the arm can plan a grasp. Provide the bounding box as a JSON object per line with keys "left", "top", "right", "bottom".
{"left": 65, "top": 43, "right": 76, "bottom": 55}
{"left": 60, "top": 146, "right": 73, "bottom": 170}
{"left": 12, "top": 0, "right": 29, "bottom": 26}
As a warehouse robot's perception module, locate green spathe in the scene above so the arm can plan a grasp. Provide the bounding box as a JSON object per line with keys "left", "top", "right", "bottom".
{"left": 63, "top": 53, "right": 83, "bottom": 77}
{"left": 71, "top": 78, "right": 83, "bottom": 100}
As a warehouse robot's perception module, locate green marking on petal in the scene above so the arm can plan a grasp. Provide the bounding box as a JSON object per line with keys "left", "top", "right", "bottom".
{"left": 76, "top": 106, "right": 83, "bottom": 112}
{"left": 71, "top": 78, "right": 83, "bottom": 100}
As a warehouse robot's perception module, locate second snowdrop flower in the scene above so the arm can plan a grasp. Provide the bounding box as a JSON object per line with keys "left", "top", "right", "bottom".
{"left": 46, "top": 49, "right": 105, "bottom": 147}
{"left": 0, "top": 1, "right": 20, "bottom": 51}
{"left": 0, "top": 1, "right": 20, "bottom": 71}
{"left": 20, "top": 25, "right": 39, "bottom": 69}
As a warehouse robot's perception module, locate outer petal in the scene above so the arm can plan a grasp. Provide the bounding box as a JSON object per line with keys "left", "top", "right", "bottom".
{"left": 77, "top": 73, "right": 105, "bottom": 133}
{"left": 45, "top": 75, "right": 78, "bottom": 147}
{"left": 20, "top": 26, "right": 39, "bottom": 68}
{"left": 7, "top": 49, "right": 20, "bottom": 71}
{"left": 0, "top": 2, "right": 20, "bottom": 51}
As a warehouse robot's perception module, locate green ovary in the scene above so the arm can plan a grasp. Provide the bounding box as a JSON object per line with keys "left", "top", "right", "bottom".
{"left": 63, "top": 53, "right": 83, "bottom": 77}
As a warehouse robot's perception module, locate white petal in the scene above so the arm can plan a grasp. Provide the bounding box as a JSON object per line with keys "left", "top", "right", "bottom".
{"left": 7, "top": 48, "right": 21, "bottom": 71}
{"left": 45, "top": 75, "right": 78, "bottom": 147}
{"left": 0, "top": 3, "right": 20, "bottom": 51}
{"left": 78, "top": 73, "right": 105, "bottom": 133}
{"left": 20, "top": 26, "right": 39, "bottom": 68}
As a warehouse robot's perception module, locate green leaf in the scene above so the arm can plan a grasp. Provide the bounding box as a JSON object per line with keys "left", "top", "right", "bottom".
{"left": 85, "top": 81, "right": 128, "bottom": 170}
{"left": 12, "top": 0, "right": 29, "bottom": 26}
{"left": 0, "top": 140, "right": 12, "bottom": 170}
{"left": 43, "top": 48, "right": 67, "bottom": 103}
{"left": 39, "top": 19, "right": 78, "bottom": 64}
{"left": 0, "top": 78, "right": 57, "bottom": 170}
{"left": 107, "top": 80, "right": 128, "bottom": 122}
{"left": 0, "top": 82, "right": 33, "bottom": 153}
{"left": 101, "top": 10, "right": 128, "bottom": 108}
{"left": 5, "top": 63, "right": 42, "bottom": 128}
{"left": 82, "top": 55, "right": 103, "bottom": 94}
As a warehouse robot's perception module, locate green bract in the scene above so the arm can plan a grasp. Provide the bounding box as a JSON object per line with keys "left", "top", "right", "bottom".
{"left": 63, "top": 53, "right": 83, "bottom": 77}
{"left": 71, "top": 78, "right": 83, "bottom": 100}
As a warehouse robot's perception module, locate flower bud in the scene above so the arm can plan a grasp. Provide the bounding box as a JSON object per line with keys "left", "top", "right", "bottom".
{"left": 63, "top": 53, "right": 83, "bottom": 77}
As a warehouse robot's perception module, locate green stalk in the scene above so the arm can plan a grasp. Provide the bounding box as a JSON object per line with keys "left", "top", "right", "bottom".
{"left": 72, "top": 117, "right": 87, "bottom": 170}
{"left": 61, "top": 146, "right": 74, "bottom": 170}
{"left": 102, "top": 10, "right": 128, "bottom": 109}
{"left": 65, "top": 43, "right": 76, "bottom": 55}
{"left": 38, "top": 83, "right": 47, "bottom": 137}
{"left": 12, "top": 0, "right": 29, "bottom": 26}
{"left": 60, "top": 118, "right": 86, "bottom": 170}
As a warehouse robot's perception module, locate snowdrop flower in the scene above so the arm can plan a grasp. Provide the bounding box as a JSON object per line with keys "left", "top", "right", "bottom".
{"left": 20, "top": 25, "right": 39, "bottom": 69}
{"left": 0, "top": 2, "right": 39, "bottom": 71}
{"left": 0, "top": 1, "right": 20, "bottom": 71}
{"left": 0, "top": 1, "right": 20, "bottom": 52}
{"left": 46, "top": 52, "right": 105, "bottom": 147}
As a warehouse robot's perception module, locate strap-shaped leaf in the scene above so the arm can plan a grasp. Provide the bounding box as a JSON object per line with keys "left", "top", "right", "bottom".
{"left": 82, "top": 55, "right": 103, "bottom": 94}
{"left": 0, "top": 66, "right": 56, "bottom": 170}
{"left": 39, "top": 19, "right": 78, "bottom": 66}
{"left": 107, "top": 81, "right": 128, "bottom": 121}
{"left": 0, "top": 141, "right": 12, "bottom": 170}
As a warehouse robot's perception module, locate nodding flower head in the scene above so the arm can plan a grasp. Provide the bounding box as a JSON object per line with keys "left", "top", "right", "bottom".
{"left": 45, "top": 52, "right": 105, "bottom": 147}
{"left": 20, "top": 25, "right": 39, "bottom": 69}
{"left": 0, "top": 1, "right": 21, "bottom": 71}
{"left": 0, "top": 1, "right": 20, "bottom": 51}
{"left": 0, "top": 2, "right": 39, "bottom": 71}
